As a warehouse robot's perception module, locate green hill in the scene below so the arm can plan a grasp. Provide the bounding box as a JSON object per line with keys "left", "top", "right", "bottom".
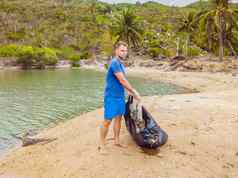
{"left": 0, "top": 0, "right": 237, "bottom": 68}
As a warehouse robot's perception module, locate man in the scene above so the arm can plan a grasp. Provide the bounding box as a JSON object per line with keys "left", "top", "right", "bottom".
{"left": 99, "top": 41, "right": 141, "bottom": 151}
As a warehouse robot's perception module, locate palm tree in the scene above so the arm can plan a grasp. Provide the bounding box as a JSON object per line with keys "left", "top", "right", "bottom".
{"left": 111, "top": 8, "right": 144, "bottom": 49}
{"left": 88, "top": 0, "right": 98, "bottom": 23}
{"left": 196, "top": 0, "right": 238, "bottom": 60}
{"left": 179, "top": 11, "right": 197, "bottom": 56}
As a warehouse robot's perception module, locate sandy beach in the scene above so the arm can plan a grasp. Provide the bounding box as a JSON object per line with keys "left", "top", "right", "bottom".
{"left": 0, "top": 68, "right": 238, "bottom": 178}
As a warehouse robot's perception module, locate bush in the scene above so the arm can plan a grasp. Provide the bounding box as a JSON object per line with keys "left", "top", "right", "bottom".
{"left": 72, "top": 62, "right": 80, "bottom": 67}
{"left": 57, "top": 47, "right": 82, "bottom": 67}
{"left": 58, "top": 47, "right": 76, "bottom": 60}
{"left": 80, "top": 51, "right": 92, "bottom": 59}
{"left": 104, "top": 63, "right": 108, "bottom": 70}
{"left": 69, "top": 54, "right": 81, "bottom": 62}
{"left": 1, "top": 45, "right": 60, "bottom": 69}
{"left": 187, "top": 46, "right": 205, "bottom": 57}
{"left": 35, "top": 47, "right": 58, "bottom": 66}
{"left": 6, "top": 29, "right": 26, "bottom": 40}
{"left": 17, "top": 46, "right": 35, "bottom": 69}
{"left": 69, "top": 54, "right": 81, "bottom": 67}
{"left": 148, "top": 47, "right": 170, "bottom": 57}
{"left": 148, "top": 40, "right": 161, "bottom": 48}
{"left": 0, "top": 44, "right": 21, "bottom": 57}
{"left": 148, "top": 47, "right": 160, "bottom": 57}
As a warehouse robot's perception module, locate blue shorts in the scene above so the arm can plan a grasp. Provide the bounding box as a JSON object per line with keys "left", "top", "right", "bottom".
{"left": 104, "top": 97, "right": 125, "bottom": 121}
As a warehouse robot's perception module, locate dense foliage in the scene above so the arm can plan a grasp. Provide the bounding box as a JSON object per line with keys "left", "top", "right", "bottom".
{"left": 0, "top": 0, "right": 237, "bottom": 68}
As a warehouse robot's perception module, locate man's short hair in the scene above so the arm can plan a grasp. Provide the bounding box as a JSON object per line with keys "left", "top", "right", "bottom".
{"left": 114, "top": 41, "right": 128, "bottom": 50}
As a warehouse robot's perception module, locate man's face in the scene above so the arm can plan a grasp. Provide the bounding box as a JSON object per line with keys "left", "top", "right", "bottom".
{"left": 116, "top": 45, "right": 128, "bottom": 60}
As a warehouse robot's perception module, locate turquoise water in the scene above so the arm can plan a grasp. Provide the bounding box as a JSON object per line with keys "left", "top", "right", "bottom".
{"left": 0, "top": 69, "right": 188, "bottom": 153}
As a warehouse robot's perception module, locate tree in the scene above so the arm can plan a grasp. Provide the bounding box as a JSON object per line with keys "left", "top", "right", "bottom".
{"left": 178, "top": 11, "right": 196, "bottom": 56}
{"left": 111, "top": 8, "right": 144, "bottom": 49}
{"left": 196, "top": 0, "right": 238, "bottom": 60}
{"left": 88, "top": 0, "right": 98, "bottom": 23}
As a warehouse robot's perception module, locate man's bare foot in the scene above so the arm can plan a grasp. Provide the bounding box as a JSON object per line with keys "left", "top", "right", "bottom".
{"left": 114, "top": 143, "right": 127, "bottom": 148}
{"left": 98, "top": 145, "right": 108, "bottom": 155}
{"left": 106, "top": 137, "right": 115, "bottom": 141}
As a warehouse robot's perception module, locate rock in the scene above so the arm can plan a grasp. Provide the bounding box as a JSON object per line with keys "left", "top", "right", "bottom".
{"left": 11, "top": 130, "right": 57, "bottom": 147}
{"left": 138, "top": 60, "right": 156, "bottom": 68}
{"left": 183, "top": 60, "right": 203, "bottom": 71}
{"left": 0, "top": 57, "right": 18, "bottom": 66}
{"left": 80, "top": 59, "right": 95, "bottom": 65}
{"left": 56, "top": 60, "right": 71, "bottom": 68}
{"left": 176, "top": 150, "right": 187, "bottom": 155}
{"left": 176, "top": 66, "right": 186, "bottom": 72}
{"left": 171, "top": 55, "right": 186, "bottom": 61}
{"left": 152, "top": 55, "right": 167, "bottom": 61}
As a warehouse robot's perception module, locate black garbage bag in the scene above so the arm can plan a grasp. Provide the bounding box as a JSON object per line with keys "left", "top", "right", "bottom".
{"left": 124, "top": 95, "right": 168, "bottom": 149}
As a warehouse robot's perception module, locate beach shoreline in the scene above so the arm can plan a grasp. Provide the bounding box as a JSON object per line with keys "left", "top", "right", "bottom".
{"left": 0, "top": 68, "right": 238, "bottom": 178}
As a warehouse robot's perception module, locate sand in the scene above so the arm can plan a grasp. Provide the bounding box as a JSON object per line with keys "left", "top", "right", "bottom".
{"left": 0, "top": 68, "right": 238, "bottom": 178}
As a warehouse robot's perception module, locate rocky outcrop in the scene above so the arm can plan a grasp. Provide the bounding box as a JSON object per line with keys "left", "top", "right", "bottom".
{"left": 11, "top": 130, "right": 57, "bottom": 147}
{"left": 167, "top": 56, "right": 238, "bottom": 73}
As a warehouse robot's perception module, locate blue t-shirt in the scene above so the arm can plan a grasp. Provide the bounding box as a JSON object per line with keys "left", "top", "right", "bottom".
{"left": 104, "top": 58, "right": 126, "bottom": 99}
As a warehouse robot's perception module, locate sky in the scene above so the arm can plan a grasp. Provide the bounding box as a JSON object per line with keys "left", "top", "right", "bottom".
{"left": 99, "top": 0, "right": 199, "bottom": 7}
{"left": 99, "top": 0, "right": 238, "bottom": 7}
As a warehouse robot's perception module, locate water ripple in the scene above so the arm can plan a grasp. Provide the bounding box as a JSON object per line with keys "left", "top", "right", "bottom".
{"left": 0, "top": 69, "right": 189, "bottom": 152}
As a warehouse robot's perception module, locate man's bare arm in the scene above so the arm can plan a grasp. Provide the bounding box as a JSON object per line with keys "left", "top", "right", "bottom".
{"left": 115, "top": 72, "right": 133, "bottom": 92}
{"left": 114, "top": 72, "right": 140, "bottom": 100}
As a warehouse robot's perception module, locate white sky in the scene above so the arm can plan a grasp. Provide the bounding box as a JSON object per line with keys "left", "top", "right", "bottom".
{"left": 99, "top": 0, "right": 238, "bottom": 7}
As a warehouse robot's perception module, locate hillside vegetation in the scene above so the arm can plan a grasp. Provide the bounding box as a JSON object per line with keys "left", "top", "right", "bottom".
{"left": 0, "top": 0, "right": 237, "bottom": 68}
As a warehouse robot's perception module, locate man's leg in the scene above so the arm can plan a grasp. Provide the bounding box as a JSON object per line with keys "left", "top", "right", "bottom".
{"left": 99, "top": 119, "right": 111, "bottom": 148}
{"left": 113, "top": 115, "right": 125, "bottom": 147}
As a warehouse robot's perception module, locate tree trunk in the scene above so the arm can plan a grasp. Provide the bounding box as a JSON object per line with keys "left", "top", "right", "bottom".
{"left": 218, "top": 11, "right": 224, "bottom": 61}
{"left": 127, "top": 35, "right": 130, "bottom": 49}
{"left": 227, "top": 40, "right": 237, "bottom": 59}
{"left": 207, "top": 16, "right": 213, "bottom": 52}
{"left": 176, "top": 37, "right": 180, "bottom": 56}
{"left": 199, "top": 0, "right": 203, "bottom": 11}
{"left": 185, "top": 35, "right": 190, "bottom": 56}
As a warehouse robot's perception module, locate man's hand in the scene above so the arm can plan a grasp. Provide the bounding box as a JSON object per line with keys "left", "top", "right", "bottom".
{"left": 127, "top": 90, "right": 133, "bottom": 96}
{"left": 132, "top": 89, "right": 141, "bottom": 102}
